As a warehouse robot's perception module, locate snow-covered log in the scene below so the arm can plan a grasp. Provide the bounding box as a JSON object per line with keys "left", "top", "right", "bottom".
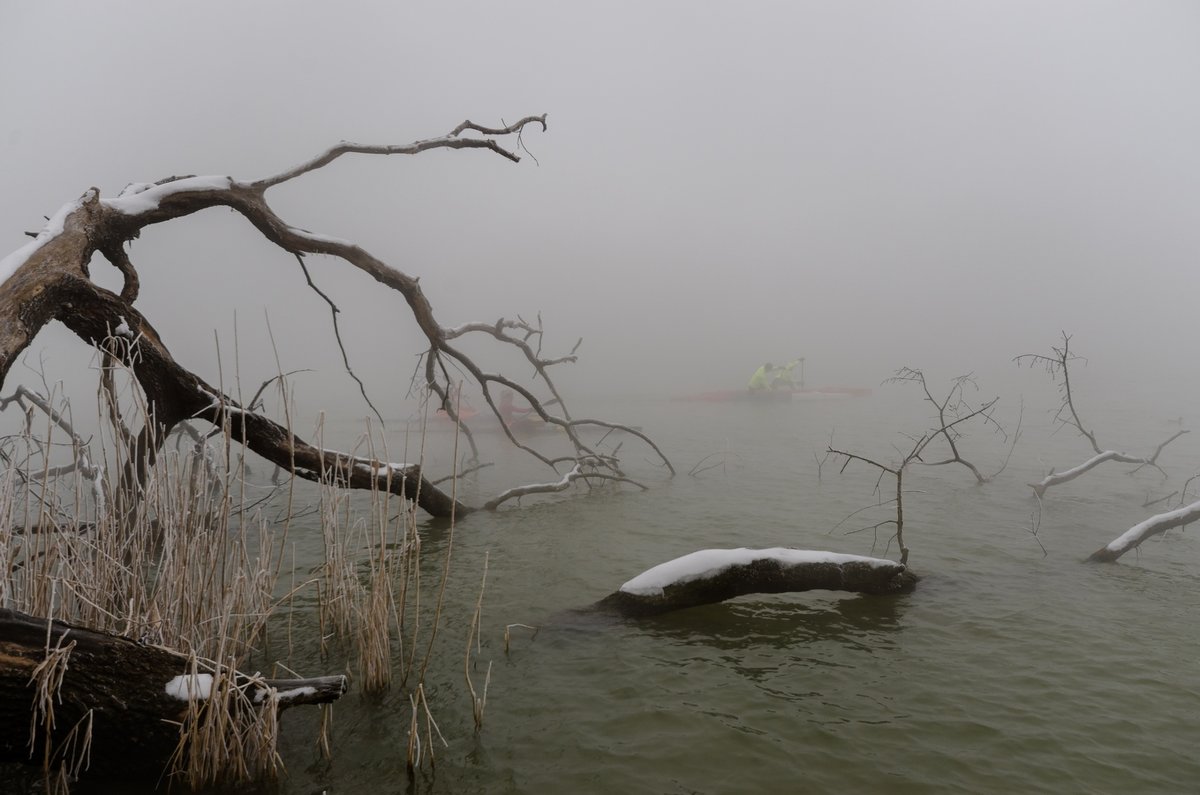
{"left": 595, "top": 548, "right": 916, "bottom": 617}
{"left": 1088, "top": 500, "right": 1200, "bottom": 562}
{"left": 0, "top": 608, "right": 346, "bottom": 781}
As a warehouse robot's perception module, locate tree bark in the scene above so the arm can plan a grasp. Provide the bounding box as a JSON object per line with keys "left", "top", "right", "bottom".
{"left": 0, "top": 608, "right": 345, "bottom": 781}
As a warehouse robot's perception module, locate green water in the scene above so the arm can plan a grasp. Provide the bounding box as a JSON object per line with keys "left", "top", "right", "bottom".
{"left": 7, "top": 392, "right": 1200, "bottom": 793}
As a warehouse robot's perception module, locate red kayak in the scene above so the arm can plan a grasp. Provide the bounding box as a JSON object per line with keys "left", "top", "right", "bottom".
{"left": 672, "top": 386, "right": 872, "bottom": 402}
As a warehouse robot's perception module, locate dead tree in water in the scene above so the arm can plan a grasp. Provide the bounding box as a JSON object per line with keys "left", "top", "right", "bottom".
{"left": 827, "top": 395, "right": 1002, "bottom": 565}
{"left": 0, "top": 115, "right": 673, "bottom": 784}
{"left": 0, "top": 115, "right": 671, "bottom": 521}
{"left": 595, "top": 548, "right": 916, "bottom": 617}
{"left": 887, "top": 367, "right": 1019, "bottom": 484}
{"left": 1015, "top": 334, "right": 1186, "bottom": 498}
{"left": 1090, "top": 473, "right": 1200, "bottom": 562}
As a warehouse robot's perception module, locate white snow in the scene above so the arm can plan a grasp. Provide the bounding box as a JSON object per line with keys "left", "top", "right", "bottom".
{"left": 0, "top": 191, "right": 94, "bottom": 287}
{"left": 619, "top": 548, "right": 898, "bottom": 597}
{"left": 102, "top": 175, "right": 233, "bottom": 216}
{"left": 254, "top": 685, "right": 318, "bottom": 704}
{"left": 164, "top": 673, "right": 214, "bottom": 701}
{"left": 114, "top": 316, "right": 132, "bottom": 338}
{"left": 1105, "top": 500, "right": 1200, "bottom": 553}
{"left": 368, "top": 462, "right": 413, "bottom": 477}
{"left": 289, "top": 227, "right": 354, "bottom": 248}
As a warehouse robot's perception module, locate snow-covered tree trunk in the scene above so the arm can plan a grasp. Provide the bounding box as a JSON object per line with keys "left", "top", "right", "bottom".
{"left": 1088, "top": 501, "right": 1200, "bottom": 562}
{"left": 594, "top": 549, "right": 916, "bottom": 617}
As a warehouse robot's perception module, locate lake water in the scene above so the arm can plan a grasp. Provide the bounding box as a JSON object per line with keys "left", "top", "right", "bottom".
{"left": 274, "top": 389, "right": 1199, "bottom": 794}
{"left": 7, "top": 387, "right": 1200, "bottom": 793}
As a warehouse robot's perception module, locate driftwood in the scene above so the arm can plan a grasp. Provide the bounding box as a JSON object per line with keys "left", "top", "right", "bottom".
{"left": 1089, "top": 500, "right": 1200, "bottom": 562}
{"left": 0, "top": 608, "right": 345, "bottom": 782}
{"left": 594, "top": 549, "right": 916, "bottom": 618}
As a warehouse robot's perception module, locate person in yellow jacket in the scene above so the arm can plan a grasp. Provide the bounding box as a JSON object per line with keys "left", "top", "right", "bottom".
{"left": 748, "top": 363, "right": 775, "bottom": 391}
{"left": 772, "top": 357, "right": 804, "bottom": 389}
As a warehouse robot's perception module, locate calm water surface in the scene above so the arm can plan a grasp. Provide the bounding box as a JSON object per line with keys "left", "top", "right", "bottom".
{"left": 13, "top": 391, "right": 1200, "bottom": 793}
{"left": 277, "top": 392, "right": 1199, "bottom": 794}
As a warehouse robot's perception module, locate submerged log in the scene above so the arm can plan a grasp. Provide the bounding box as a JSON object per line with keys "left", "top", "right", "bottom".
{"left": 595, "top": 548, "right": 917, "bottom": 618}
{"left": 1089, "top": 500, "right": 1200, "bottom": 563}
{"left": 0, "top": 608, "right": 346, "bottom": 781}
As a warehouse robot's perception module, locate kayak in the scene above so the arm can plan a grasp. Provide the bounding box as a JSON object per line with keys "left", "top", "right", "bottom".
{"left": 672, "top": 386, "right": 872, "bottom": 402}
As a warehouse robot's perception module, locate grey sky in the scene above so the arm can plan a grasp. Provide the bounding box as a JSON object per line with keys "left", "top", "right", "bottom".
{"left": 3, "top": 0, "right": 1200, "bottom": 412}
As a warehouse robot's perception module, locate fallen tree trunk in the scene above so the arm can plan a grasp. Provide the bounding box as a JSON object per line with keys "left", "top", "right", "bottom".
{"left": 594, "top": 548, "right": 916, "bottom": 618}
{"left": 1088, "top": 500, "right": 1200, "bottom": 562}
{"left": 0, "top": 608, "right": 346, "bottom": 783}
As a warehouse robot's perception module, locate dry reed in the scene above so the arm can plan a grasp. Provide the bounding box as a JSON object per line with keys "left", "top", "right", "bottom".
{"left": 1, "top": 355, "right": 486, "bottom": 788}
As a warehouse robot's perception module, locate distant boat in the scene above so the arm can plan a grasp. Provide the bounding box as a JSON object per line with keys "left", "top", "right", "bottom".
{"left": 672, "top": 386, "right": 872, "bottom": 402}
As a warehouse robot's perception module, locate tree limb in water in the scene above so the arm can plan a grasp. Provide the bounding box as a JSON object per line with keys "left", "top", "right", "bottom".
{"left": 1016, "top": 333, "right": 1187, "bottom": 497}
{"left": 1089, "top": 500, "right": 1200, "bottom": 562}
{"left": 594, "top": 548, "right": 916, "bottom": 618}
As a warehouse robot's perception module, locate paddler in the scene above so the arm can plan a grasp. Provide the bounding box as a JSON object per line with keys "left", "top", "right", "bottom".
{"left": 748, "top": 363, "right": 775, "bottom": 392}
{"left": 772, "top": 358, "right": 803, "bottom": 389}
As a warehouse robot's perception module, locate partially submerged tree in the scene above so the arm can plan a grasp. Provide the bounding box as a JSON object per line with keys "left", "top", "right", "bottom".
{"left": 826, "top": 371, "right": 1010, "bottom": 565}
{"left": 1090, "top": 474, "right": 1200, "bottom": 562}
{"left": 0, "top": 114, "right": 671, "bottom": 522}
{"left": 0, "top": 115, "right": 674, "bottom": 785}
{"left": 886, "top": 367, "right": 1017, "bottom": 484}
{"left": 595, "top": 548, "right": 915, "bottom": 618}
{"left": 1015, "top": 334, "right": 1185, "bottom": 498}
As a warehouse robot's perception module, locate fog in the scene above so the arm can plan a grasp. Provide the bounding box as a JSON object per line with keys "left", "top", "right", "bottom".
{"left": 4, "top": 0, "right": 1200, "bottom": 418}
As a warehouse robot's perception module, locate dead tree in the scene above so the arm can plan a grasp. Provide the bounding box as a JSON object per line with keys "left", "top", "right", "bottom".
{"left": 0, "top": 115, "right": 671, "bottom": 521}
{"left": 887, "top": 367, "right": 1018, "bottom": 484}
{"left": 827, "top": 398, "right": 1002, "bottom": 565}
{"left": 1090, "top": 474, "right": 1200, "bottom": 562}
{"left": 1088, "top": 500, "right": 1200, "bottom": 562}
{"left": 1015, "top": 334, "right": 1186, "bottom": 497}
{"left": 0, "top": 608, "right": 345, "bottom": 783}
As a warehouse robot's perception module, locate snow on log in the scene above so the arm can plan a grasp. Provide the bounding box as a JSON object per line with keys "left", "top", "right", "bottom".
{"left": 1029, "top": 450, "right": 1135, "bottom": 497}
{"left": 1089, "top": 500, "right": 1200, "bottom": 562}
{"left": 595, "top": 548, "right": 916, "bottom": 617}
{"left": 0, "top": 608, "right": 346, "bottom": 781}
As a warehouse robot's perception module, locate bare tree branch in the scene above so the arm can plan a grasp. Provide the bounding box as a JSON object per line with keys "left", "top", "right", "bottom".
{"left": 1017, "top": 334, "right": 1186, "bottom": 497}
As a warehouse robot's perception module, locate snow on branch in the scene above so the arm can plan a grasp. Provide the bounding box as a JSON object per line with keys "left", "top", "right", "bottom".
{"left": 1017, "top": 333, "right": 1187, "bottom": 497}
{"left": 1089, "top": 499, "right": 1200, "bottom": 562}
{"left": 0, "top": 113, "right": 672, "bottom": 519}
{"left": 481, "top": 461, "right": 647, "bottom": 511}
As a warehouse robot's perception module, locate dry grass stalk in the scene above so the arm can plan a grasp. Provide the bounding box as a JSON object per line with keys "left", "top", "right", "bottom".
{"left": 465, "top": 551, "right": 491, "bottom": 730}
{"left": 2, "top": 370, "right": 487, "bottom": 787}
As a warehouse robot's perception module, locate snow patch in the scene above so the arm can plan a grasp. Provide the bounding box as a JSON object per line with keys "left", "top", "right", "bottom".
{"left": 619, "top": 548, "right": 898, "bottom": 597}
{"left": 290, "top": 227, "right": 354, "bottom": 248}
{"left": 1106, "top": 500, "right": 1200, "bottom": 553}
{"left": 114, "top": 316, "right": 133, "bottom": 338}
{"left": 102, "top": 175, "right": 233, "bottom": 216}
{"left": 255, "top": 685, "right": 318, "bottom": 704}
{"left": 164, "top": 673, "right": 214, "bottom": 701}
{"left": 0, "top": 192, "right": 93, "bottom": 287}
{"left": 368, "top": 462, "right": 413, "bottom": 477}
